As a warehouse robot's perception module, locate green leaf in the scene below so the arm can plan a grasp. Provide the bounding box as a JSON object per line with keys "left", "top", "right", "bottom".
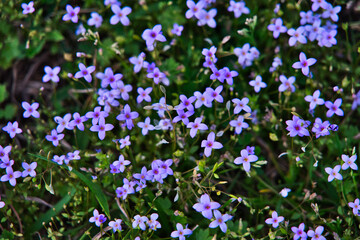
{"left": 0, "top": 84, "right": 8, "bottom": 103}
{"left": 269, "top": 133, "right": 279, "bottom": 141}
{"left": 46, "top": 30, "right": 64, "bottom": 42}
{"left": 30, "top": 188, "right": 76, "bottom": 233}
{"left": 71, "top": 169, "right": 110, "bottom": 218}
{"left": 0, "top": 230, "right": 14, "bottom": 240}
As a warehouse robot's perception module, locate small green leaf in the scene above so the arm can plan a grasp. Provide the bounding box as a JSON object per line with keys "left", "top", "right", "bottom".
{"left": 269, "top": 133, "right": 279, "bottom": 141}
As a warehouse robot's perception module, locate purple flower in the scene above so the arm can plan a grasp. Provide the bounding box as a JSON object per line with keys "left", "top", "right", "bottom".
{"left": 46, "top": 129, "right": 64, "bottom": 146}
{"left": 132, "top": 215, "right": 148, "bottom": 230}
{"left": 279, "top": 188, "right": 291, "bottom": 198}
{"left": 292, "top": 52, "right": 316, "bottom": 76}
{"left": 86, "top": 106, "right": 109, "bottom": 125}
{"left": 173, "top": 109, "right": 194, "bottom": 125}
{"left": 205, "top": 86, "right": 223, "bottom": 103}
{"left": 228, "top": 1, "right": 250, "bottom": 18}
{"left": 0, "top": 196, "right": 4, "bottom": 208}
{"left": 285, "top": 115, "right": 310, "bottom": 137}
{"left": 307, "top": 226, "right": 326, "bottom": 240}
{"left": 249, "top": 75, "right": 266, "bottom": 93}
{"left": 291, "top": 223, "right": 307, "bottom": 240}
{"left": 193, "top": 193, "right": 221, "bottom": 219}
{"left": 52, "top": 155, "right": 65, "bottom": 165}
{"left": 133, "top": 166, "right": 149, "bottom": 183}
{"left": 90, "top": 117, "right": 114, "bottom": 140}
{"left": 209, "top": 210, "right": 233, "bottom": 233}
{"left": 201, "top": 132, "right": 223, "bottom": 157}
{"left": 177, "top": 94, "right": 196, "bottom": 111}
{"left": 116, "top": 104, "right": 139, "bottom": 130}
{"left": 265, "top": 211, "right": 284, "bottom": 228}
{"left": 1, "top": 167, "right": 22, "bottom": 186}
{"left": 74, "top": 63, "right": 95, "bottom": 83}
{"left": 304, "top": 90, "right": 324, "bottom": 110}
{"left": 21, "top": 162, "right": 37, "bottom": 177}
{"left": 311, "top": 0, "right": 328, "bottom": 11}
{"left": 147, "top": 67, "right": 166, "bottom": 84}
{"left": 111, "top": 154, "right": 130, "bottom": 173}
{"left": 312, "top": 118, "right": 330, "bottom": 138}
{"left": 325, "top": 165, "right": 342, "bottom": 182}
{"left": 129, "top": 52, "right": 145, "bottom": 73}
{"left": 325, "top": 98, "right": 344, "bottom": 117}
{"left": 219, "top": 67, "right": 238, "bottom": 85}
{"left": 109, "top": 219, "right": 122, "bottom": 233}
{"left": 54, "top": 113, "right": 73, "bottom": 132}
{"left": 348, "top": 198, "right": 360, "bottom": 215}
{"left": 322, "top": 4, "right": 341, "bottom": 22}
{"left": 171, "top": 223, "right": 192, "bottom": 239}
{"left": 305, "top": 20, "right": 324, "bottom": 41}
{"left": 267, "top": 18, "right": 287, "bottom": 38}
{"left": 62, "top": 5, "right": 80, "bottom": 23}
{"left": 22, "top": 1, "right": 35, "bottom": 14}
{"left": 147, "top": 161, "right": 166, "bottom": 183}
{"left": 234, "top": 149, "right": 258, "bottom": 172}
{"left": 186, "top": 0, "right": 204, "bottom": 19}
{"left": 142, "top": 24, "right": 166, "bottom": 51}
{"left": 194, "top": 91, "right": 212, "bottom": 108}
{"left": 229, "top": 116, "right": 249, "bottom": 135}
{"left": 69, "top": 112, "right": 87, "bottom": 131}
{"left": 287, "top": 27, "right": 307, "bottom": 46}
{"left": 42, "top": 66, "right": 61, "bottom": 83}
{"left": 89, "top": 209, "right": 107, "bottom": 227}
{"left": 116, "top": 81, "right": 132, "bottom": 100}
{"left": 197, "top": 9, "right": 217, "bottom": 28}
{"left": 22, "top": 102, "right": 40, "bottom": 118}
{"left": 87, "top": 12, "right": 103, "bottom": 28}
{"left": 152, "top": 97, "right": 170, "bottom": 118}
{"left": 110, "top": 5, "right": 131, "bottom": 25}
{"left": 147, "top": 213, "right": 161, "bottom": 230}
{"left": 300, "top": 10, "right": 314, "bottom": 25}
{"left": 96, "top": 67, "right": 123, "bottom": 88}
{"left": 0, "top": 145, "right": 11, "bottom": 162}
{"left": 341, "top": 154, "right": 357, "bottom": 170}
{"left": 137, "top": 87, "right": 152, "bottom": 103}
{"left": 246, "top": 146, "right": 255, "bottom": 155}
{"left": 119, "top": 135, "right": 131, "bottom": 149}
{"left": 137, "top": 117, "right": 155, "bottom": 135}
{"left": 2, "top": 121, "right": 22, "bottom": 138}
{"left": 171, "top": 23, "right": 184, "bottom": 36}
{"left": 278, "top": 75, "right": 296, "bottom": 92}
{"left": 232, "top": 97, "right": 251, "bottom": 114}
{"left": 187, "top": 117, "right": 208, "bottom": 138}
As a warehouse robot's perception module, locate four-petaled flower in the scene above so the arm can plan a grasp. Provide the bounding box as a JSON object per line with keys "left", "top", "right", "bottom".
{"left": 292, "top": 52, "right": 316, "bottom": 76}
{"left": 267, "top": 18, "right": 287, "bottom": 38}
{"left": 348, "top": 198, "right": 360, "bottom": 216}
{"left": 22, "top": 1, "right": 35, "bottom": 15}
{"left": 171, "top": 223, "right": 192, "bottom": 240}
{"left": 1, "top": 167, "right": 22, "bottom": 186}
{"left": 229, "top": 116, "right": 249, "bottom": 134}
{"left": 110, "top": 5, "right": 132, "bottom": 26}
{"left": 325, "top": 98, "right": 344, "bottom": 117}
{"left": 21, "top": 162, "right": 37, "bottom": 178}
{"left": 201, "top": 132, "right": 223, "bottom": 157}
{"left": 90, "top": 117, "right": 114, "bottom": 140}
{"left": 325, "top": 165, "right": 342, "bottom": 182}
{"left": 74, "top": 63, "right": 96, "bottom": 83}
{"left": 304, "top": 90, "right": 324, "bottom": 110}
{"left": 187, "top": 117, "right": 208, "bottom": 138}
{"left": 234, "top": 149, "right": 258, "bottom": 172}
{"left": 89, "top": 209, "right": 107, "bottom": 227}
{"left": 249, "top": 75, "right": 267, "bottom": 93}
{"left": 209, "top": 210, "right": 233, "bottom": 233}
{"left": 291, "top": 223, "right": 307, "bottom": 240}
{"left": 265, "top": 211, "right": 284, "bottom": 228}
{"left": 307, "top": 226, "right": 326, "bottom": 240}
{"left": 22, "top": 102, "right": 40, "bottom": 118}
{"left": 2, "top": 121, "right": 22, "bottom": 139}
{"left": 193, "top": 193, "right": 221, "bottom": 219}
{"left": 109, "top": 219, "right": 122, "bottom": 232}
{"left": 43, "top": 66, "right": 61, "bottom": 83}
{"left": 62, "top": 5, "right": 80, "bottom": 23}
{"left": 142, "top": 24, "right": 166, "bottom": 51}
{"left": 341, "top": 154, "right": 357, "bottom": 170}
{"left": 116, "top": 104, "right": 139, "bottom": 130}
{"left": 46, "top": 129, "right": 64, "bottom": 146}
